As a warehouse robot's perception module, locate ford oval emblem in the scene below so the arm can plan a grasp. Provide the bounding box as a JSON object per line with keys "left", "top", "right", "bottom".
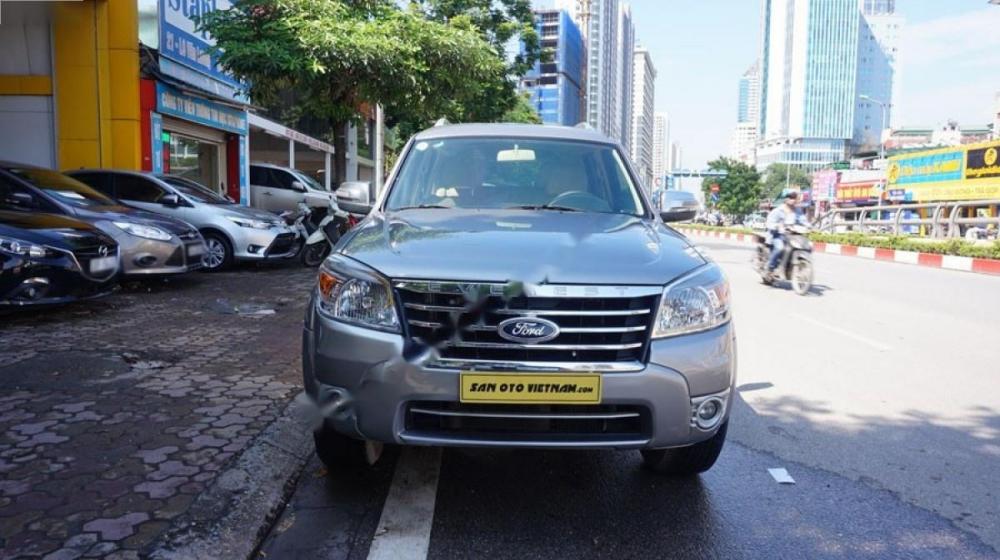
{"left": 497, "top": 317, "right": 560, "bottom": 344}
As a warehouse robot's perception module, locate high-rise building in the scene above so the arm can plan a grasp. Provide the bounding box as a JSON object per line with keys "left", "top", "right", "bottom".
{"left": 629, "top": 47, "right": 656, "bottom": 190}
{"left": 612, "top": 3, "right": 635, "bottom": 151}
{"left": 560, "top": 0, "right": 620, "bottom": 137}
{"left": 853, "top": 0, "right": 902, "bottom": 153}
{"left": 730, "top": 62, "right": 760, "bottom": 164}
{"left": 670, "top": 142, "right": 683, "bottom": 172}
{"left": 737, "top": 61, "right": 761, "bottom": 125}
{"left": 757, "top": 0, "right": 862, "bottom": 170}
{"left": 519, "top": 9, "right": 585, "bottom": 126}
{"left": 652, "top": 112, "right": 670, "bottom": 181}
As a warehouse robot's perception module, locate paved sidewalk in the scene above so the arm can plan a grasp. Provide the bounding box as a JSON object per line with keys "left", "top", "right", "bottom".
{"left": 0, "top": 264, "right": 314, "bottom": 559}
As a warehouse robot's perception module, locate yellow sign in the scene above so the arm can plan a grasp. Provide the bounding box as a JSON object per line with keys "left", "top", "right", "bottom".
{"left": 888, "top": 139, "right": 1000, "bottom": 201}
{"left": 460, "top": 373, "right": 602, "bottom": 404}
{"left": 906, "top": 182, "right": 1000, "bottom": 202}
{"left": 985, "top": 147, "right": 998, "bottom": 167}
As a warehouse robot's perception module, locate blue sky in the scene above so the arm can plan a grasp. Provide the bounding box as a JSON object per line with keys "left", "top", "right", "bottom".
{"left": 547, "top": 0, "right": 1000, "bottom": 171}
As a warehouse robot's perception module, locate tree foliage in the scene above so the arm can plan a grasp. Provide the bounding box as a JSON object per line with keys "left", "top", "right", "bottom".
{"left": 760, "top": 163, "right": 812, "bottom": 201}
{"left": 500, "top": 92, "right": 542, "bottom": 124}
{"left": 200, "top": 0, "right": 507, "bottom": 180}
{"left": 409, "top": 0, "right": 541, "bottom": 123}
{"left": 701, "top": 157, "right": 762, "bottom": 217}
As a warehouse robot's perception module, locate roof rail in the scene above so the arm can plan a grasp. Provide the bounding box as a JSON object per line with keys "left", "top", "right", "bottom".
{"left": 574, "top": 122, "right": 594, "bottom": 130}
{"left": 434, "top": 117, "right": 451, "bottom": 127}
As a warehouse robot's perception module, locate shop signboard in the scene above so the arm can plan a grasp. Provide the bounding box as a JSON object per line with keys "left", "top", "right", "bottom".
{"left": 811, "top": 169, "right": 838, "bottom": 201}
{"left": 159, "top": 0, "right": 239, "bottom": 87}
{"left": 239, "top": 135, "right": 249, "bottom": 205}
{"left": 150, "top": 112, "right": 163, "bottom": 173}
{"left": 156, "top": 82, "right": 247, "bottom": 135}
{"left": 835, "top": 182, "right": 878, "bottom": 203}
{"left": 887, "top": 140, "right": 1000, "bottom": 201}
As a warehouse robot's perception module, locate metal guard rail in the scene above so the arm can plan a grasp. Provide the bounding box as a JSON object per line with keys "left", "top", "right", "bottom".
{"left": 815, "top": 199, "right": 1000, "bottom": 238}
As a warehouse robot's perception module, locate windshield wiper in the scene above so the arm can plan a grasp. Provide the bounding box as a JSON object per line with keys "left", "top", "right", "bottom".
{"left": 507, "top": 204, "right": 582, "bottom": 212}
{"left": 393, "top": 204, "right": 450, "bottom": 210}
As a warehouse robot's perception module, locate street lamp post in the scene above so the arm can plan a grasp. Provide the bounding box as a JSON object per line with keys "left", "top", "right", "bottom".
{"left": 860, "top": 94, "right": 888, "bottom": 163}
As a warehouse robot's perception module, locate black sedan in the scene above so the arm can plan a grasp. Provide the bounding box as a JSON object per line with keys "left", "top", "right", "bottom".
{"left": 0, "top": 210, "right": 120, "bottom": 306}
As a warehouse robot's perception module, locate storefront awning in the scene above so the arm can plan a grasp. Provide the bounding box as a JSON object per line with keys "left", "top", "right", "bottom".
{"left": 248, "top": 114, "right": 334, "bottom": 154}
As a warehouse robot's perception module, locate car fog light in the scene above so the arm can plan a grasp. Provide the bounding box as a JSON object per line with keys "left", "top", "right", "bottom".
{"left": 695, "top": 397, "right": 724, "bottom": 429}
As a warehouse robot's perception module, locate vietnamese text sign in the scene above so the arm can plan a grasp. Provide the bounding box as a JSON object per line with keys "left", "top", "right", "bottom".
{"left": 156, "top": 82, "right": 247, "bottom": 135}
{"left": 160, "top": 0, "right": 238, "bottom": 86}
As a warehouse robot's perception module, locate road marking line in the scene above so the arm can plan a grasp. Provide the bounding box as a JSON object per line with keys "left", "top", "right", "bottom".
{"left": 790, "top": 313, "right": 893, "bottom": 352}
{"left": 367, "top": 447, "right": 442, "bottom": 560}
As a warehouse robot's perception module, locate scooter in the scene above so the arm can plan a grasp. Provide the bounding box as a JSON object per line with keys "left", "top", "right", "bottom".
{"left": 753, "top": 224, "right": 814, "bottom": 296}
{"left": 279, "top": 202, "right": 314, "bottom": 260}
{"left": 301, "top": 198, "right": 352, "bottom": 267}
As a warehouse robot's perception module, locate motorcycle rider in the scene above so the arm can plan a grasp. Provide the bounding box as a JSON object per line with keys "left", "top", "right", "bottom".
{"left": 765, "top": 190, "right": 805, "bottom": 278}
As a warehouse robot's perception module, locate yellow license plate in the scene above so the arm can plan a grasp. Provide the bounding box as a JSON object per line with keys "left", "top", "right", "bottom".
{"left": 459, "top": 373, "right": 602, "bottom": 404}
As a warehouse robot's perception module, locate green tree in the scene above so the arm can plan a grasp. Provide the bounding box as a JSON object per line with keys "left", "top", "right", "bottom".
{"left": 200, "top": 0, "right": 506, "bottom": 182}
{"left": 701, "top": 157, "right": 762, "bottom": 217}
{"left": 499, "top": 92, "right": 542, "bottom": 124}
{"left": 411, "top": 0, "right": 541, "bottom": 123}
{"left": 760, "top": 163, "right": 811, "bottom": 202}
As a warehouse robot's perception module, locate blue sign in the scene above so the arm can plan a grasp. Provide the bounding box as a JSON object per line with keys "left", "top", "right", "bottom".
{"left": 159, "top": 0, "right": 239, "bottom": 87}
{"left": 160, "top": 58, "right": 247, "bottom": 103}
{"left": 156, "top": 82, "right": 247, "bottom": 135}
{"left": 238, "top": 134, "right": 248, "bottom": 205}
{"left": 150, "top": 112, "right": 163, "bottom": 173}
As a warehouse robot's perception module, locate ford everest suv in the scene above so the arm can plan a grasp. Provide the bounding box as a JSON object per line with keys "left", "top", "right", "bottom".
{"left": 303, "top": 124, "right": 735, "bottom": 475}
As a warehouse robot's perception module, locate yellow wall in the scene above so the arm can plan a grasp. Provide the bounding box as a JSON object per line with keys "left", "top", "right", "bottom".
{"left": 52, "top": 0, "right": 140, "bottom": 170}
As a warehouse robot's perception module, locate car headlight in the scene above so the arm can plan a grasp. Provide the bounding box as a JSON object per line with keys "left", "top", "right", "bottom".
{"left": 113, "top": 221, "right": 172, "bottom": 241}
{"left": 316, "top": 256, "right": 400, "bottom": 332}
{"left": 652, "top": 265, "right": 731, "bottom": 338}
{"left": 226, "top": 216, "right": 272, "bottom": 230}
{"left": 0, "top": 236, "right": 48, "bottom": 258}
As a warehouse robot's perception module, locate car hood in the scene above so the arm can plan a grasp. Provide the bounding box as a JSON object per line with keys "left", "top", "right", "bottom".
{"left": 0, "top": 210, "right": 115, "bottom": 249}
{"left": 71, "top": 205, "right": 196, "bottom": 234}
{"left": 340, "top": 209, "right": 706, "bottom": 285}
{"left": 207, "top": 203, "right": 285, "bottom": 224}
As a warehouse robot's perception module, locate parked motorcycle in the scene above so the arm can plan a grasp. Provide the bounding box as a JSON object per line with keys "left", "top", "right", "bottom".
{"left": 300, "top": 198, "right": 352, "bottom": 267}
{"left": 753, "top": 224, "right": 814, "bottom": 295}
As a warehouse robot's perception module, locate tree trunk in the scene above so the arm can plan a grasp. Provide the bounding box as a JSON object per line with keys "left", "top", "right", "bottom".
{"left": 333, "top": 121, "right": 348, "bottom": 186}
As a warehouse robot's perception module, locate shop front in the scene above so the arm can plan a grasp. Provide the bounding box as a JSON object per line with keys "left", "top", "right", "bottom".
{"left": 140, "top": 80, "right": 248, "bottom": 202}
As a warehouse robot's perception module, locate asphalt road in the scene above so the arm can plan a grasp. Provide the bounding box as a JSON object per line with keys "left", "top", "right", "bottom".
{"left": 260, "top": 240, "right": 1000, "bottom": 560}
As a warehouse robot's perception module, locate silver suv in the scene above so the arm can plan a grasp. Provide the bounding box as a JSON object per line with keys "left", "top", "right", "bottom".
{"left": 304, "top": 124, "right": 735, "bottom": 475}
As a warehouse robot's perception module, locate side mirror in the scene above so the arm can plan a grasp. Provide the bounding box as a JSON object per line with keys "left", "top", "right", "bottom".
{"left": 161, "top": 193, "right": 182, "bottom": 207}
{"left": 291, "top": 181, "right": 307, "bottom": 192}
{"left": 335, "top": 181, "right": 372, "bottom": 204}
{"left": 7, "top": 192, "right": 37, "bottom": 209}
{"left": 659, "top": 209, "right": 698, "bottom": 223}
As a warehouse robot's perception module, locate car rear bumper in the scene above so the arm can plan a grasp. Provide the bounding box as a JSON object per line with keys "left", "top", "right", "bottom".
{"left": 303, "top": 298, "right": 736, "bottom": 450}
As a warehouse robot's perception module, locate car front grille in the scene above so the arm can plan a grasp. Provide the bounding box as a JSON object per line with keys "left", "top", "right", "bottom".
{"left": 395, "top": 282, "right": 659, "bottom": 365}
{"left": 405, "top": 401, "right": 650, "bottom": 443}
{"left": 266, "top": 233, "right": 297, "bottom": 256}
{"left": 70, "top": 243, "right": 119, "bottom": 280}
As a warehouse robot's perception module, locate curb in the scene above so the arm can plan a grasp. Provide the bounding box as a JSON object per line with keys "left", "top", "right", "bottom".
{"left": 678, "top": 228, "right": 1000, "bottom": 276}
{"left": 147, "top": 393, "right": 314, "bottom": 560}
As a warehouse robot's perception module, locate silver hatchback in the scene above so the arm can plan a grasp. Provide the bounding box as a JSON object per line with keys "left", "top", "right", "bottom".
{"left": 68, "top": 170, "right": 298, "bottom": 271}
{"left": 304, "top": 124, "right": 736, "bottom": 476}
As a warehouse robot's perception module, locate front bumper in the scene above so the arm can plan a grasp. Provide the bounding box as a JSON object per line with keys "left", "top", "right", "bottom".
{"left": 1, "top": 253, "right": 118, "bottom": 306}
{"left": 303, "top": 299, "right": 737, "bottom": 450}
{"left": 232, "top": 227, "right": 299, "bottom": 261}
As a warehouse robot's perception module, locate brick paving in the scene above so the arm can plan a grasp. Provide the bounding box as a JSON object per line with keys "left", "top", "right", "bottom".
{"left": 0, "top": 264, "right": 315, "bottom": 559}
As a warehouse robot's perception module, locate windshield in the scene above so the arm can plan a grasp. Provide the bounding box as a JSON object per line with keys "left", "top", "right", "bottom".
{"left": 159, "top": 175, "right": 233, "bottom": 204}
{"left": 8, "top": 167, "right": 116, "bottom": 208}
{"left": 293, "top": 171, "right": 326, "bottom": 192}
{"left": 385, "top": 137, "right": 645, "bottom": 215}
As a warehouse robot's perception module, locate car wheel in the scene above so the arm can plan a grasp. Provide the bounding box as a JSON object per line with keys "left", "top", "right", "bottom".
{"left": 201, "top": 232, "right": 232, "bottom": 272}
{"left": 640, "top": 421, "right": 728, "bottom": 476}
{"left": 313, "top": 421, "right": 383, "bottom": 469}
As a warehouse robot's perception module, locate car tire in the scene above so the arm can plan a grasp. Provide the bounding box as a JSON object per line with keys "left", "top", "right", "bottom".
{"left": 301, "top": 242, "right": 331, "bottom": 267}
{"left": 640, "top": 421, "right": 728, "bottom": 476}
{"left": 201, "top": 232, "right": 233, "bottom": 272}
{"left": 313, "top": 421, "right": 384, "bottom": 469}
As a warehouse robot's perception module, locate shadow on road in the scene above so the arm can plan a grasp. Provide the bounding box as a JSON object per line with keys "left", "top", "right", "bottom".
{"left": 729, "top": 387, "right": 1000, "bottom": 556}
